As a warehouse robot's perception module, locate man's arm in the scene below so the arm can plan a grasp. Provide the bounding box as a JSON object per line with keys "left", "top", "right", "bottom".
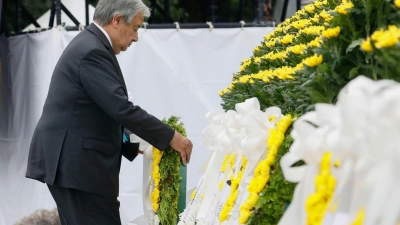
{"left": 79, "top": 48, "right": 192, "bottom": 165}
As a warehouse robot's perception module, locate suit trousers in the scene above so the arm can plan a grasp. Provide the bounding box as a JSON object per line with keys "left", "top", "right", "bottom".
{"left": 47, "top": 184, "right": 121, "bottom": 225}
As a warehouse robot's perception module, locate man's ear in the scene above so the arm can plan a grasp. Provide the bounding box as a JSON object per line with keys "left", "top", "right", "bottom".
{"left": 111, "top": 14, "right": 124, "bottom": 28}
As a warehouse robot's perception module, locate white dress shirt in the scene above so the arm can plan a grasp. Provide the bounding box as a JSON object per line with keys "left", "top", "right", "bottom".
{"left": 93, "top": 22, "right": 113, "bottom": 48}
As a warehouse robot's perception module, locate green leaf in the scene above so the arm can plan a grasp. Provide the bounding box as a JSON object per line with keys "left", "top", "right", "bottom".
{"left": 346, "top": 38, "right": 364, "bottom": 53}
{"left": 349, "top": 66, "right": 360, "bottom": 79}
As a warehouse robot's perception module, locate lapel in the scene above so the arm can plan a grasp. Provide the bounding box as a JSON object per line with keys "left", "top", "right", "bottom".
{"left": 86, "top": 23, "right": 128, "bottom": 95}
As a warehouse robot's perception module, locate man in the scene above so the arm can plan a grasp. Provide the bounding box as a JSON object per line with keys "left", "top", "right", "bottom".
{"left": 25, "top": 0, "right": 193, "bottom": 224}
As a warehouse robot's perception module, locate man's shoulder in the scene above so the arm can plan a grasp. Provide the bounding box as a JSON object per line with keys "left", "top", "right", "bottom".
{"left": 64, "top": 30, "right": 108, "bottom": 58}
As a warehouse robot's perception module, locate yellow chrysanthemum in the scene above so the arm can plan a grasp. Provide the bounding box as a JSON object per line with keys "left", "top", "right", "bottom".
{"left": 320, "top": 10, "right": 334, "bottom": 21}
{"left": 239, "top": 115, "right": 292, "bottom": 224}
{"left": 351, "top": 208, "right": 365, "bottom": 225}
{"left": 305, "top": 4, "right": 315, "bottom": 13}
{"left": 308, "top": 36, "right": 323, "bottom": 48}
{"left": 190, "top": 189, "right": 197, "bottom": 200}
{"left": 313, "top": 1, "right": 324, "bottom": 8}
{"left": 291, "top": 19, "right": 311, "bottom": 29}
{"left": 306, "top": 152, "right": 336, "bottom": 225}
{"left": 372, "top": 25, "right": 400, "bottom": 49}
{"left": 281, "top": 34, "right": 295, "bottom": 44}
{"left": 371, "top": 29, "right": 385, "bottom": 41}
{"left": 361, "top": 38, "right": 373, "bottom": 52}
{"left": 151, "top": 147, "right": 163, "bottom": 212}
{"left": 303, "top": 54, "right": 323, "bottom": 67}
{"left": 219, "top": 156, "right": 248, "bottom": 222}
{"left": 336, "top": 1, "right": 354, "bottom": 15}
{"left": 322, "top": 26, "right": 341, "bottom": 39}
{"left": 395, "top": 0, "right": 400, "bottom": 8}
{"left": 219, "top": 88, "right": 230, "bottom": 96}
{"left": 302, "top": 26, "right": 325, "bottom": 35}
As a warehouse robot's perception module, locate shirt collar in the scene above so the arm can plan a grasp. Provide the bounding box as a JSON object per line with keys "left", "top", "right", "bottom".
{"left": 93, "top": 22, "right": 113, "bottom": 48}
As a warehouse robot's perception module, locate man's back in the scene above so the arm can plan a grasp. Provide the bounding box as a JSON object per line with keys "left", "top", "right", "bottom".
{"left": 26, "top": 26, "right": 125, "bottom": 197}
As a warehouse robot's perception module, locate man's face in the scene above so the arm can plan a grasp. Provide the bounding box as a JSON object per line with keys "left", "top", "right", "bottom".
{"left": 112, "top": 12, "right": 144, "bottom": 54}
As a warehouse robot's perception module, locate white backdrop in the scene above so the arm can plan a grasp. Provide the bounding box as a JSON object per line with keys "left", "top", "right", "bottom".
{"left": 0, "top": 26, "right": 272, "bottom": 225}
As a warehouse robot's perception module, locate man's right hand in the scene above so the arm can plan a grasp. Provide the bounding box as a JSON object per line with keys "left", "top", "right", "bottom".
{"left": 169, "top": 131, "right": 193, "bottom": 166}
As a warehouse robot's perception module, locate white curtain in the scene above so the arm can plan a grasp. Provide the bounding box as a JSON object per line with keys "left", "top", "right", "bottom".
{"left": 0, "top": 26, "right": 272, "bottom": 225}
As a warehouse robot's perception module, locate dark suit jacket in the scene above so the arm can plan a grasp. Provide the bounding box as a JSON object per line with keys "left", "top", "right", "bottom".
{"left": 26, "top": 23, "right": 174, "bottom": 197}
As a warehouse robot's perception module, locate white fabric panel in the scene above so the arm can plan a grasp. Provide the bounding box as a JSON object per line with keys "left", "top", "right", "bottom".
{"left": 0, "top": 27, "right": 272, "bottom": 225}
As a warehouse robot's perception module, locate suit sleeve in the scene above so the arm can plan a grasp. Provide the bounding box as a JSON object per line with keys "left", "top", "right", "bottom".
{"left": 79, "top": 48, "right": 174, "bottom": 150}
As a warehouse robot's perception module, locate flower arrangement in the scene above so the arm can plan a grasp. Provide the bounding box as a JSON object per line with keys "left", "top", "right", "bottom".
{"left": 279, "top": 76, "right": 400, "bottom": 225}
{"left": 239, "top": 114, "right": 293, "bottom": 224}
{"left": 151, "top": 116, "right": 186, "bottom": 225}
{"left": 219, "top": 155, "right": 248, "bottom": 222}
{"left": 151, "top": 147, "right": 163, "bottom": 212}
{"left": 305, "top": 152, "right": 336, "bottom": 225}
{"left": 215, "top": 0, "right": 400, "bottom": 223}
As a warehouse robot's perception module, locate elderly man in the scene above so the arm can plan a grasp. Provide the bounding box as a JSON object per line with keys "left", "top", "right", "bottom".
{"left": 25, "top": 0, "right": 193, "bottom": 224}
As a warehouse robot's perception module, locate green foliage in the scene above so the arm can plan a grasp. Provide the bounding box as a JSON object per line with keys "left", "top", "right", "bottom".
{"left": 3, "top": 0, "right": 50, "bottom": 33}
{"left": 247, "top": 127, "right": 302, "bottom": 225}
{"left": 158, "top": 116, "right": 185, "bottom": 225}
{"left": 301, "top": 0, "right": 400, "bottom": 105}
{"left": 221, "top": 0, "right": 400, "bottom": 117}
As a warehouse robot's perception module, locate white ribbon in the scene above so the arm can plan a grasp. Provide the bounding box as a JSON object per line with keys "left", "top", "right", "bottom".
{"left": 130, "top": 134, "right": 152, "bottom": 219}
{"left": 279, "top": 75, "right": 400, "bottom": 225}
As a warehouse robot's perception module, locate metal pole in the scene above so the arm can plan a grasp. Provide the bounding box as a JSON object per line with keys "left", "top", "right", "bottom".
{"left": 210, "top": 0, "right": 216, "bottom": 22}
{"left": 296, "top": 0, "right": 301, "bottom": 10}
{"left": 280, "top": 0, "right": 289, "bottom": 22}
{"left": 49, "top": 0, "right": 55, "bottom": 27}
{"left": 236, "top": 0, "right": 245, "bottom": 21}
{"left": 164, "top": 0, "right": 170, "bottom": 23}
{"left": 257, "top": 0, "right": 263, "bottom": 24}
{"left": 0, "top": 0, "right": 3, "bottom": 26}
{"left": 16, "top": 0, "right": 21, "bottom": 32}
{"left": 85, "top": 0, "right": 89, "bottom": 26}
{"left": 55, "top": 0, "right": 61, "bottom": 26}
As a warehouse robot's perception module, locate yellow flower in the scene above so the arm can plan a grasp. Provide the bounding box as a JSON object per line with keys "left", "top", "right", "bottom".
{"left": 238, "top": 115, "right": 292, "bottom": 224}
{"left": 239, "top": 75, "right": 253, "bottom": 84}
{"left": 281, "top": 34, "right": 295, "bottom": 44}
{"left": 351, "top": 208, "right": 365, "bottom": 225}
{"left": 269, "top": 115, "right": 276, "bottom": 122}
{"left": 361, "top": 38, "right": 373, "bottom": 52}
{"left": 219, "top": 88, "right": 231, "bottom": 96}
{"left": 219, "top": 155, "right": 248, "bottom": 222}
{"left": 308, "top": 36, "right": 323, "bottom": 48}
{"left": 336, "top": 1, "right": 354, "bottom": 15}
{"left": 305, "top": 4, "right": 315, "bottom": 13}
{"left": 190, "top": 189, "right": 197, "bottom": 200}
{"left": 151, "top": 147, "right": 163, "bottom": 212}
{"left": 320, "top": 10, "right": 334, "bottom": 21}
{"left": 371, "top": 29, "right": 385, "bottom": 41}
{"left": 302, "top": 26, "right": 325, "bottom": 35}
{"left": 289, "top": 44, "right": 308, "bottom": 54}
{"left": 372, "top": 25, "right": 400, "bottom": 49}
{"left": 395, "top": 0, "right": 400, "bottom": 8}
{"left": 306, "top": 152, "right": 336, "bottom": 225}
{"left": 322, "top": 26, "right": 341, "bottom": 39}
{"left": 303, "top": 54, "right": 323, "bottom": 67}
{"left": 291, "top": 19, "right": 311, "bottom": 29}
{"left": 375, "top": 35, "right": 398, "bottom": 49}
{"left": 334, "top": 159, "right": 341, "bottom": 168}
{"left": 313, "top": 1, "right": 324, "bottom": 8}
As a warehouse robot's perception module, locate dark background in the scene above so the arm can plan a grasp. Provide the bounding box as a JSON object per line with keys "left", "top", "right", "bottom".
{"left": 1, "top": 0, "right": 276, "bottom": 34}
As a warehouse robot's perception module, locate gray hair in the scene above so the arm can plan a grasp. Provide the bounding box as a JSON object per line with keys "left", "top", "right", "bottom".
{"left": 94, "top": 0, "right": 151, "bottom": 26}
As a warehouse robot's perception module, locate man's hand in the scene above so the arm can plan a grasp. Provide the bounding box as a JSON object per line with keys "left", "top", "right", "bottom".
{"left": 169, "top": 131, "right": 193, "bottom": 166}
